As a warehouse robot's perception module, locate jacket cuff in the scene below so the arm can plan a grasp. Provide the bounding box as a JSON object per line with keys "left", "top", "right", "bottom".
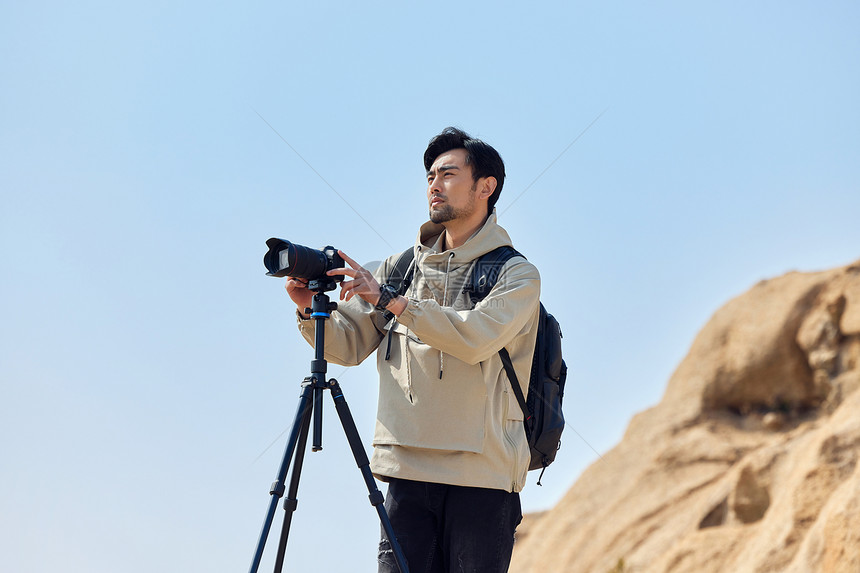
{"left": 395, "top": 298, "right": 420, "bottom": 327}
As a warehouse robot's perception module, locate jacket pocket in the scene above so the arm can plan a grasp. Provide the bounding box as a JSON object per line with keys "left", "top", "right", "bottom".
{"left": 506, "top": 386, "right": 524, "bottom": 421}
{"left": 375, "top": 325, "right": 487, "bottom": 453}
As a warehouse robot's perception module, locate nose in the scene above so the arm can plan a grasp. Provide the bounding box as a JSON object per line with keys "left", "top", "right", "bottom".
{"left": 428, "top": 173, "right": 443, "bottom": 194}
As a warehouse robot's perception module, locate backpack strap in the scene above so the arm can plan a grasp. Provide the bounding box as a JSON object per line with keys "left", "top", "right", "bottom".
{"left": 467, "top": 247, "right": 533, "bottom": 427}
{"left": 381, "top": 248, "right": 416, "bottom": 344}
{"left": 386, "top": 247, "right": 416, "bottom": 294}
{"left": 465, "top": 246, "right": 522, "bottom": 305}
{"left": 500, "top": 347, "right": 530, "bottom": 426}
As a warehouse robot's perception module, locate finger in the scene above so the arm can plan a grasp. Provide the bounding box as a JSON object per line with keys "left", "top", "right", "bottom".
{"left": 339, "top": 280, "right": 354, "bottom": 301}
{"left": 328, "top": 267, "right": 357, "bottom": 278}
{"left": 337, "top": 250, "right": 361, "bottom": 269}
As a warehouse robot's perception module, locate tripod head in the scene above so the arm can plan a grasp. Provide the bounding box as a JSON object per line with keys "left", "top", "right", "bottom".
{"left": 303, "top": 287, "right": 338, "bottom": 319}
{"left": 306, "top": 277, "right": 339, "bottom": 294}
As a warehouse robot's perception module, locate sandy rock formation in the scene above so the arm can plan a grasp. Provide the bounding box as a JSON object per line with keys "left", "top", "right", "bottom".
{"left": 511, "top": 260, "right": 860, "bottom": 573}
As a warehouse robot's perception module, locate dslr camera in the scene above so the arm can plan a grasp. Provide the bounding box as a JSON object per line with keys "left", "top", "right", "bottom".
{"left": 263, "top": 239, "right": 345, "bottom": 291}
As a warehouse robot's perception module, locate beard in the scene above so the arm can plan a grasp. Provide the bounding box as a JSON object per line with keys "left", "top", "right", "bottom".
{"left": 429, "top": 184, "right": 477, "bottom": 224}
{"left": 429, "top": 203, "right": 458, "bottom": 224}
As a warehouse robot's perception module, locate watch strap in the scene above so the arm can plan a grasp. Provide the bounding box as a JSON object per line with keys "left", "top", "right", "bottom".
{"left": 375, "top": 284, "right": 398, "bottom": 312}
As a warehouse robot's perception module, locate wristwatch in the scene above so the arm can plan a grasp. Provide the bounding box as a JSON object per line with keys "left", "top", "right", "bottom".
{"left": 375, "top": 284, "right": 399, "bottom": 312}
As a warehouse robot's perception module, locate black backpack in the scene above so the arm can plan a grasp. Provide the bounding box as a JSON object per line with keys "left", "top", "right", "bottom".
{"left": 385, "top": 246, "right": 567, "bottom": 484}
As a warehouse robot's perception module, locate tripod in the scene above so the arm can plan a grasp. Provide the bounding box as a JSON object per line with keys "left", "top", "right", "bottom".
{"left": 248, "top": 286, "right": 409, "bottom": 573}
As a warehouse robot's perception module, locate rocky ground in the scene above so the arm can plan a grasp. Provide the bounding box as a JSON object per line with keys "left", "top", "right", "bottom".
{"left": 511, "top": 260, "right": 860, "bottom": 573}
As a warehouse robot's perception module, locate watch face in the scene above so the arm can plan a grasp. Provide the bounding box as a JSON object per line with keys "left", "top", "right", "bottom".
{"left": 376, "top": 285, "right": 395, "bottom": 311}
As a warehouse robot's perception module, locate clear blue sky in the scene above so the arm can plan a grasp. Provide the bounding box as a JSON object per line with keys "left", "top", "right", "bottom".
{"left": 2, "top": 2, "right": 858, "bottom": 571}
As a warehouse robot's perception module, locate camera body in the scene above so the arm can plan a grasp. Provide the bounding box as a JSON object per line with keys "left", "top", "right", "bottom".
{"left": 264, "top": 238, "right": 345, "bottom": 291}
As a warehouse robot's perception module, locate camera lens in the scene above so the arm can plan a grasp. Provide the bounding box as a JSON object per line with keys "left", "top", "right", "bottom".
{"left": 264, "top": 239, "right": 342, "bottom": 283}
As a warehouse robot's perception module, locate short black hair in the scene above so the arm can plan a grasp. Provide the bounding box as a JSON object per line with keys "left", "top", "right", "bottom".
{"left": 423, "top": 127, "right": 506, "bottom": 213}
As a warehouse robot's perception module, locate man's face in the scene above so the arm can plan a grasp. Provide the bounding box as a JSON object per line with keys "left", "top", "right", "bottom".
{"left": 426, "top": 148, "right": 478, "bottom": 224}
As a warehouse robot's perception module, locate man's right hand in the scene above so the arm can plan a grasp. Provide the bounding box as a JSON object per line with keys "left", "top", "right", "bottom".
{"left": 285, "top": 277, "right": 314, "bottom": 318}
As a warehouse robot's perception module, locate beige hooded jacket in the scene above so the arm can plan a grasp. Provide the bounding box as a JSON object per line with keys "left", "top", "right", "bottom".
{"left": 297, "top": 212, "right": 540, "bottom": 492}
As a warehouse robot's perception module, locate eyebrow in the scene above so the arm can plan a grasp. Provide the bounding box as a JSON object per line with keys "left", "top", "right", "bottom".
{"left": 427, "top": 164, "right": 459, "bottom": 176}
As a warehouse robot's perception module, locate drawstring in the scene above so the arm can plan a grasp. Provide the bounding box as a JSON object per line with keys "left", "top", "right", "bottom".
{"left": 384, "top": 246, "right": 453, "bottom": 381}
{"left": 439, "top": 252, "right": 455, "bottom": 379}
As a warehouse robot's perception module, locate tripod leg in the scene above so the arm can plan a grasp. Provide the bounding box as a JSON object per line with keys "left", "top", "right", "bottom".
{"left": 273, "top": 391, "right": 313, "bottom": 573}
{"left": 248, "top": 382, "right": 314, "bottom": 573}
{"left": 312, "top": 384, "right": 324, "bottom": 451}
{"left": 327, "top": 380, "right": 411, "bottom": 573}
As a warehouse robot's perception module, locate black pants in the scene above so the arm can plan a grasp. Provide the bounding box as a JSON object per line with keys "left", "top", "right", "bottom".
{"left": 377, "top": 478, "right": 522, "bottom": 573}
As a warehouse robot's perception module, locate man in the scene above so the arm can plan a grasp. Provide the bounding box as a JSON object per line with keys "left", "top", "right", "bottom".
{"left": 285, "top": 127, "right": 541, "bottom": 572}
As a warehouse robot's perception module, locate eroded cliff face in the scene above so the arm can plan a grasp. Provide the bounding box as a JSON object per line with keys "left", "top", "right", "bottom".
{"left": 511, "top": 261, "right": 860, "bottom": 573}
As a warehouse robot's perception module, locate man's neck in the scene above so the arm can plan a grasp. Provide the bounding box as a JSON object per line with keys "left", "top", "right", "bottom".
{"left": 442, "top": 213, "right": 489, "bottom": 251}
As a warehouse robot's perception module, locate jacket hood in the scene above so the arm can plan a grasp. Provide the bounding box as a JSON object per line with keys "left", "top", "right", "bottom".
{"left": 416, "top": 209, "right": 513, "bottom": 263}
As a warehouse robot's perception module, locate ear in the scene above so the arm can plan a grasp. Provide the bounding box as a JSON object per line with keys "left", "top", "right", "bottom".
{"left": 477, "top": 177, "right": 497, "bottom": 201}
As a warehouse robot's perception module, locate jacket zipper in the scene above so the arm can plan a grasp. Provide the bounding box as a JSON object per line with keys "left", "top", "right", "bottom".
{"left": 501, "top": 383, "right": 521, "bottom": 491}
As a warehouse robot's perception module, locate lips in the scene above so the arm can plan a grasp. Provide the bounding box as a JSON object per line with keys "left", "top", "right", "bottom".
{"left": 430, "top": 196, "right": 445, "bottom": 207}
